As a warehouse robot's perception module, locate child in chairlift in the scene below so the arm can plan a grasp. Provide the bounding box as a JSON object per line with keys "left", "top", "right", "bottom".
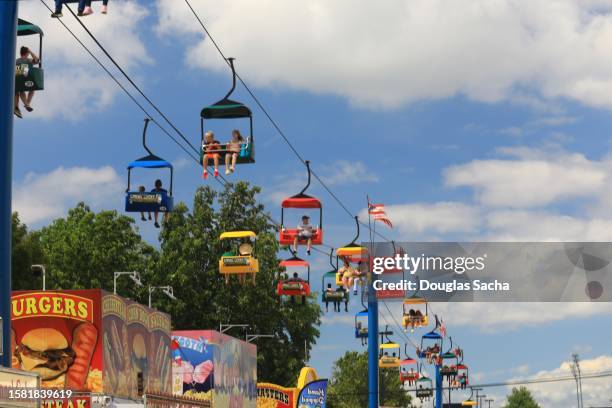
{"left": 224, "top": 129, "right": 245, "bottom": 175}
{"left": 202, "top": 131, "right": 221, "bottom": 179}
{"left": 294, "top": 215, "right": 314, "bottom": 255}
{"left": 138, "top": 185, "right": 151, "bottom": 222}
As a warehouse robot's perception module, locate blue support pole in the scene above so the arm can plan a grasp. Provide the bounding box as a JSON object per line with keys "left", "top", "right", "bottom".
{"left": 367, "top": 281, "right": 379, "bottom": 407}
{"left": 0, "top": 0, "right": 17, "bottom": 368}
{"left": 435, "top": 363, "right": 442, "bottom": 408}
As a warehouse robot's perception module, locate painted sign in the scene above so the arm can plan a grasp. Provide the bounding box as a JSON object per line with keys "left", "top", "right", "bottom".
{"left": 11, "top": 290, "right": 103, "bottom": 392}
{"left": 257, "top": 383, "right": 296, "bottom": 408}
{"left": 11, "top": 290, "right": 172, "bottom": 400}
{"left": 296, "top": 379, "right": 328, "bottom": 408}
{"left": 172, "top": 330, "right": 257, "bottom": 408}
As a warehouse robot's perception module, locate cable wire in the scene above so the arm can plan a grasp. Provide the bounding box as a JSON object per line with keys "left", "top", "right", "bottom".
{"left": 63, "top": 3, "right": 201, "bottom": 158}
{"left": 39, "top": 0, "right": 201, "bottom": 164}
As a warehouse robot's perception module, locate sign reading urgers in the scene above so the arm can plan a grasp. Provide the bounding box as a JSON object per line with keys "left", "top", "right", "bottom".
{"left": 12, "top": 292, "right": 93, "bottom": 323}
{"left": 11, "top": 289, "right": 173, "bottom": 401}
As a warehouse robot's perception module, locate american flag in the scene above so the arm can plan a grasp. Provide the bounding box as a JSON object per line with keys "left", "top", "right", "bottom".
{"left": 368, "top": 203, "right": 393, "bottom": 228}
{"left": 435, "top": 315, "right": 447, "bottom": 337}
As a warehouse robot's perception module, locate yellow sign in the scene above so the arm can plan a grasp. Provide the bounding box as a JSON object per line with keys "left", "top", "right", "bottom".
{"left": 257, "top": 367, "right": 319, "bottom": 408}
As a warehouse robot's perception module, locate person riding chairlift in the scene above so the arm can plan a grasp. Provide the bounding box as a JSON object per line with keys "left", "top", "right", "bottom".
{"left": 151, "top": 179, "right": 168, "bottom": 228}
{"left": 51, "top": 0, "right": 109, "bottom": 17}
{"left": 14, "top": 46, "right": 39, "bottom": 118}
{"left": 294, "top": 215, "right": 314, "bottom": 255}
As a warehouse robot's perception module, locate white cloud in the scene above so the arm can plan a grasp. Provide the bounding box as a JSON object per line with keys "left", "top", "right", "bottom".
{"left": 17, "top": 1, "right": 151, "bottom": 120}
{"left": 13, "top": 166, "right": 123, "bottom": 225}
{"left": 362, "top": 202, "right": 481, "bottom": 236}
{"left": 485, "top": 210, "right": 612, "bottom": 241}
{"left": 430, "top": 302, "right": 612, "bottom": 332}
{"left": 320, "top": 160, "right": 378, "bottom": 186}
{"left": 157, "top": 0, "right": 612, "bottom": 110}
{"left": 263, "top": 160, "right": 377, "bottom": 204}
{"left": 505, "top": 355, "right": 612, "bottom": 408}
{"left": 444, "top": 148, "right": 608, "bottom": 208}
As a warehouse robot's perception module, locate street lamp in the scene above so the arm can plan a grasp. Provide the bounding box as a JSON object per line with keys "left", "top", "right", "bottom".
{"left": 148, "top": 285, "right": 176, "bottom": 308}
{"left": 472, "top": 388, "right": 483, "bottom": 406}
{"left": 113, "top": 271, "right": 143, "bottom": 295}
{"left": 478, "top": 395, "right": 487, "bottom": 407}
{"left": 246, "top": 334, "right": 275, "bottom": 343}
{"left": 485, "top": 398, "right": 493, "bottom": 408}
{"left": 31, "top": 264, "right": 46, "bottom": 290}
{"left": 219, "top": 324, "right": 249, "bottom": 334}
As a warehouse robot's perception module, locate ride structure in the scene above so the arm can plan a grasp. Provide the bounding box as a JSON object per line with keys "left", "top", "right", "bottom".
{"left": 402, "top": 292, "right": 429, "bottom": 332}
{"left": 219, "top": 230, "right": 259, "bottom": 284}
{"left": 321, "top": 249, "right": 349, "bottom": 311}
{"left": 279, "top": 160, "right": 323, "bottom": 246}
{"left": 276, "top": 254, "right": 311, "bottom": 304}
{"left": 16, "top": 18, "right": 43, "bottom": 93}
{"left": 200, "top": 57, "right": 254, "bottom": 166}
{"left": 125, "top": 119, "right": 174, "bottom": 214}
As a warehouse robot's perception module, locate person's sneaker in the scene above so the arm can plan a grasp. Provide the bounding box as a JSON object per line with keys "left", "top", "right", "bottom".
{"left": 83, "top": 6, "right": 93, "bottom": 15}
{"left": 101, "top": 5, "right": 108, "bottom": 14}
{"left": 14, "top": 108, "right": 22, "bottom": 118}
{"left": 24, "top": 105, "right": 33, "bottom": 112}
{"left": 148, "top": 214, "right": 152, "bottom": 220}
{"left": 214, "top": 169, "right": 219, "bottom": 177}
{"left": 230, "top": 166, "right": 235, "bottom": 173}
{"left": 202, "top": 171, "right": 208, "bottom": 180}
{"left": 141, "top": 215, "right": 146, "bottom": 221}
{"left": 77, "top": 11, "right": 84, "bottom": 16}
{"left": 307, "top": 249, "right": 311, "bottom": 256}
{"left": 154, "top": 222, "right": 160, "bottom": 228}
{"left": 353, "top": 289, "right": 358, "bottom": 295}
{"left": 225, "top": 168, "right": 230, "bottom": 175}
{"left": 51, "top": 12, "right": 63, "bottom": 18}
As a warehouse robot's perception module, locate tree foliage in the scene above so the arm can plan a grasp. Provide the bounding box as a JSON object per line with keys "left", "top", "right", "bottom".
{"left": 327, "top": 351, "right": 411, "bottom": 408}
{"left": 153, "top": 183, "right": 321, "bottom": 386}
{"left": 37, "top": 202, "right": 156, "bottom": 295}
{"left": 12, "top": 213, "right": 44, "bottom": 290}
{"left": 503, "top": 386, "right": 541, "bottom": 408}
{"left": 11, "top": 183, "right": 322, "bottom": 387}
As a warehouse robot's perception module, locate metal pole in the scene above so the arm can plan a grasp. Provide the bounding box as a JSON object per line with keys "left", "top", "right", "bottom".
{"left": 114, "top": 274, "right": 118, "bottom": 295}
{"left": 435, "top": 363, "right": 442, "bottom": 408}
{"left": 0, "top": 0, "right": 18, "bottom": 368}
{"left": 42, "top": 266, "right": 45, "bottom": 291}
{"left": 367, "top": 277, "right": 379, "bottom": 407}
{"left": 148, "top": 286, "right": 153, "bottom": 308}
{"left": 366, "top": 196, "right": 379, "bottom": 408}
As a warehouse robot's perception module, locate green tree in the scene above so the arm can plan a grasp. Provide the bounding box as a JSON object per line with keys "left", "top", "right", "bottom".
{"left": 154, "top": 182, "right": 321, "bottom": 386}
{"left": 327, "top": 351, "right": 412, "bottom": 408}
{"left": 12, "top": 213, "right": 44, "bottom": 290}
{"left": 37, "top": 202, "right": 156, "bottom": 296}
{"left": 503, "top": 386, "right": 541, "bottom": 408}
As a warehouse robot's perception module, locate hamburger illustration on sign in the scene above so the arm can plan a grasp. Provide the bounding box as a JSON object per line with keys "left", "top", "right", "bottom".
{"left": 12, "top": 290, "right": 172, "bottom": 399}
{"left": 11, "top": 291, "right": 103, "bottom": 391}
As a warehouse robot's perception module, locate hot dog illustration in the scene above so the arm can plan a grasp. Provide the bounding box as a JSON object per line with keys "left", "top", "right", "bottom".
{"left": 66, "top": 322, "right": 98, "bottom": 389}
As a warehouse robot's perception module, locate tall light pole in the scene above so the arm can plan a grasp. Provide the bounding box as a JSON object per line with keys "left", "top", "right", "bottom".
{"left": 473, "top": 388, "right": 483, "bottom": 407}
{"left": 148, "top": 285, "right": 176, "bottom": 308}
{"left": 113, "top": 271, "right": 143, "bottom": 295}
{"left": 485, "top": 398, "right": 493, "bottom": 408}
{"left": 31, "top": 265, "right": 46, "bottom": 290}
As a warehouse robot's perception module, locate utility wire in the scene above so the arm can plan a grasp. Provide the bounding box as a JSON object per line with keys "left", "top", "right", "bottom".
{"left": 63, "top": 3, "right": 201, "bottom": 158}
{"left": 39, "top": 0, "right": 201, "bottom": 163}
{"left": 182, "top": 0, "right": 392, "bottom": 243}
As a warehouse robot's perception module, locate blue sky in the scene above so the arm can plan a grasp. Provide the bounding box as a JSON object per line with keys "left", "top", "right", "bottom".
{"left": 12, "top": 1, "right": 612, "bottom": 406}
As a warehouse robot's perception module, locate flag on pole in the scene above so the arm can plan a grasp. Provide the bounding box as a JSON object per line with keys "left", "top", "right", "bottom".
{"left": 368, "top": 203, "right": 393, "bottom": 228}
